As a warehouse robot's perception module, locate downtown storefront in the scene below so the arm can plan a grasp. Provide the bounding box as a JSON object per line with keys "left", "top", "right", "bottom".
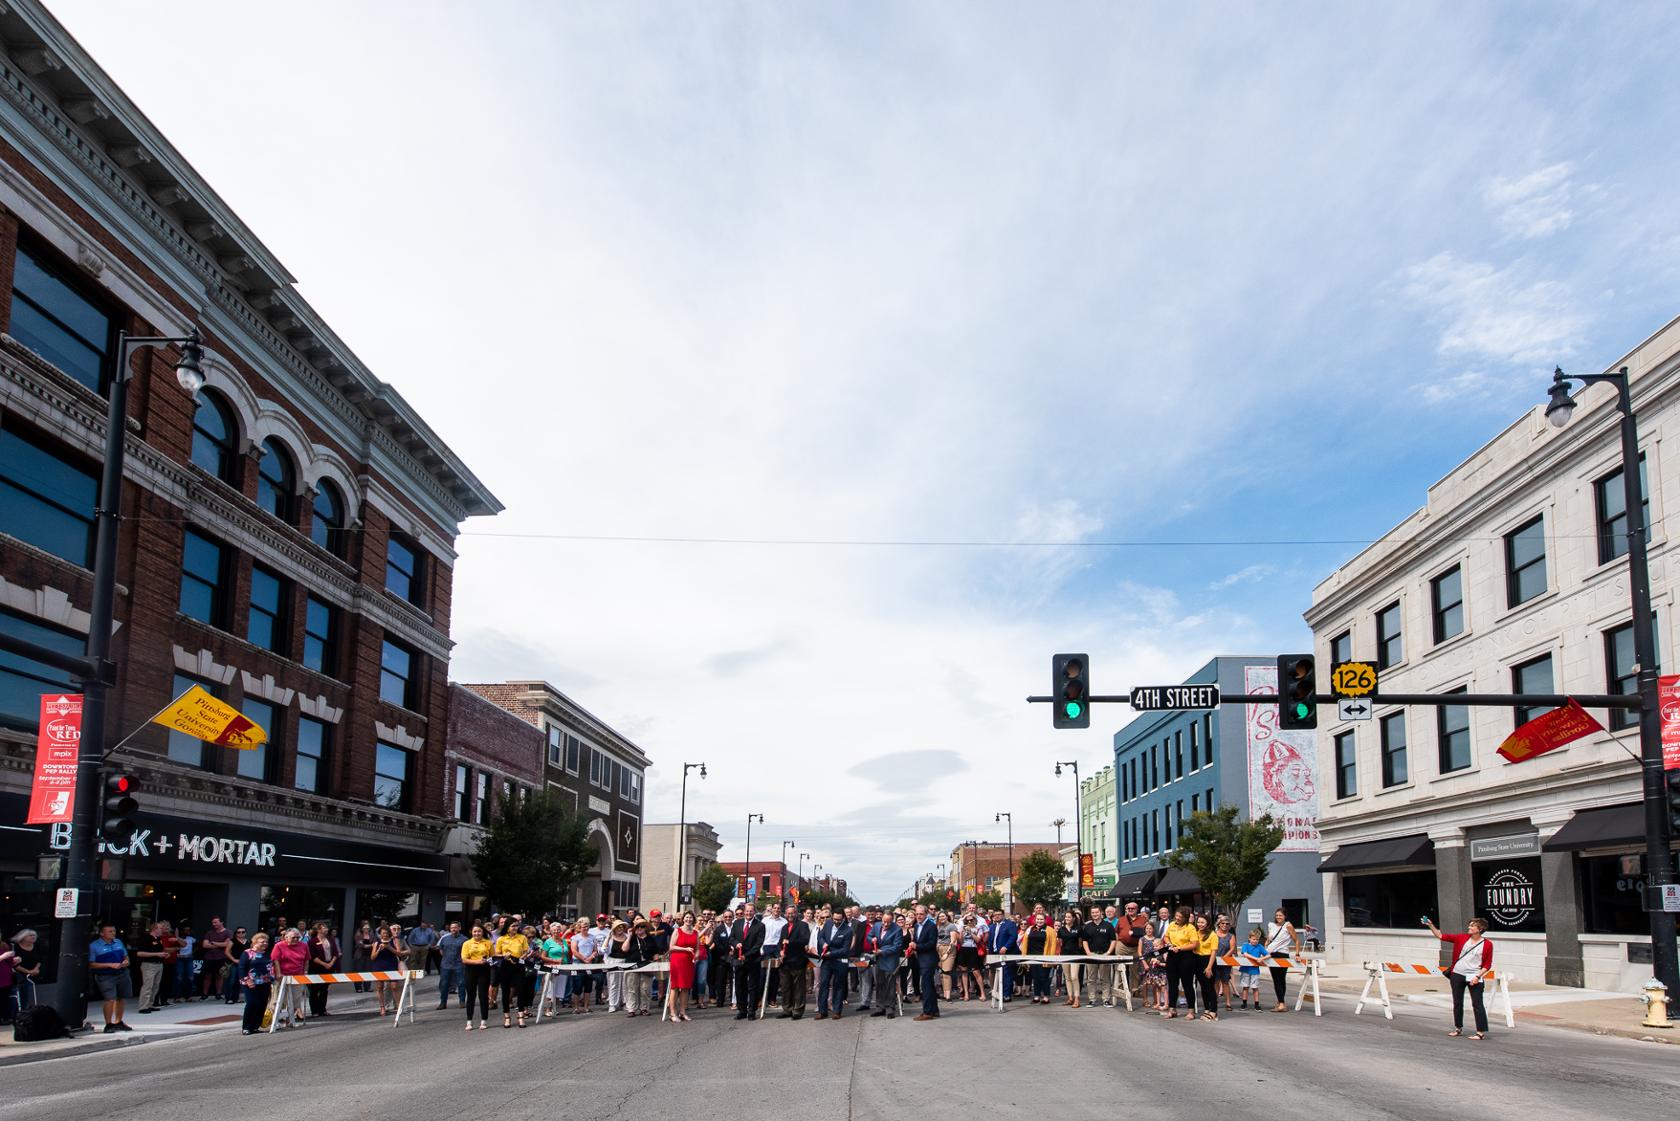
{"left": 0, "top": 789, "right": 448, "bottom": 998}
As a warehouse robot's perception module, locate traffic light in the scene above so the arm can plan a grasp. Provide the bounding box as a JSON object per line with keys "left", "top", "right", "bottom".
{"left": 1667, "top": 770, "right": 1680, "bottom": 833}
{"left": 1053, "top": 653, "right": 1090, "bottom": 729}
{"left": 1277, "top": 654, "right": 1317, "bottom": 731}
{"left": 100, "top": 773, "right": 138, "bottom": 843}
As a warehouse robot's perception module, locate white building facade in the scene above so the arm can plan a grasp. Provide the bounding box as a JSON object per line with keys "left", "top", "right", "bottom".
{"left": 1306, "top": 314, "right": 1680, "bottom": 994}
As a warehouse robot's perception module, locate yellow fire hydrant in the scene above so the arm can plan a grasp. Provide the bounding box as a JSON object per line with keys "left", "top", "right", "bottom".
{"left": 1640, "top": 979, "right": 1672, "bottom": 1029}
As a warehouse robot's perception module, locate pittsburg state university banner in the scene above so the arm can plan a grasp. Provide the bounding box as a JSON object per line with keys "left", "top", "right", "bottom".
{"left": 1497, "top": 699, "right": 1604, "bottom": 764}
{"left": 26, "top": 693, "right": 82, "bottom": 824}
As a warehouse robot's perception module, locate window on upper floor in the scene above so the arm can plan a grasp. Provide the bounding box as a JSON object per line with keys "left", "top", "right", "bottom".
{"left": 246, "top": 565, "right": 289, "bottom": 655}
{"left": 256, "top": 438, "right": 295, "bottom": 523}
{"left": 1596, "top": 455, "right": 1649, "bottom": 565}
{"left": 453, "top": 764, "right": 471, "bottom": 820}
{"left": 1189, "top": 722, "right": 1200, "bottom": 770}
{"left": 1511, "top": 653, "right": 1555, "bottom": 728}
{"left": 1379, "top": 711, "right": 1407, "bottom": 788}
{"left": 379, "top": 638, "right": 419, "bottom": 710}
{"left": 547, "top": 725, "right": 563, "bottom": 768}
{"left": 1376, "top": 602, "right": 1402, "bottom": 669}
{"left": 311, "top": 481, "right": 347, "bottom": 558}
{"left": 1330, "top": 630, "right": 1352, "bottom": 667}
{"left": 373, "top": 742, "right": 411, "bottom": 811}
{"left": 1437, "top": 689, "right": 1471, "bottom": 774}
{"left": 386, "top": 534, "right": 425, "bottom": 607}
{"left": 1334, "top": 730, "right": 1357, "bottom": 799}
{"left": 0, "top": 608, "right": 80, "bottom": 731}
{"left": 0, "top": 418, "right": 97, "bottom": 566}
{"left": 475, "top": 771, "right": 490, "bottom": 824}
{"left": 239, "top": 697, "right": 278, "bottom": 783}
{"left": 1604, "top": 619, "right": 1660, "bottom": 732}
{"left": 190, "top": 391, "right": 239, "bottom": 484}
{"left": 1504, "top": 515, "right": 1547, "bottom": 608}
{"left": 1430, "top": 566, "right": 1464, "bottom": 644}
{"left": 166, "top": 672, "right": 214, "bottom": 769}
{"left": 179, "top": 529, "right": 230, "bottom": 629}
{"left": 565, "top": 733, "right": 581, "bottom": 774}
{"left": 302, "top": 595, "right": 338, "bottom": 677}
{"left": 296, "top": 716, "right": 329, "bottom": 795}
{"left": 1174, "top": 730, "right": 1183, "bottom": 779}
{"left": 9, "top": 241, "right": 116, "bottom": 393}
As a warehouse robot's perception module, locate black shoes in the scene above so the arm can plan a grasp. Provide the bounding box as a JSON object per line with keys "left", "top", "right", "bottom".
{"left": 870, "top": 1010, "right": 887, "bottom": 1017}
{"left": 734, "top": 1012, "right": 749, "bottom": 1020}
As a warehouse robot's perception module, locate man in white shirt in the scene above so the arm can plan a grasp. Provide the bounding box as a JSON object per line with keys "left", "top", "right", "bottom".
{"left": 760, "top": 902, "right": 788, "bottom": 1010}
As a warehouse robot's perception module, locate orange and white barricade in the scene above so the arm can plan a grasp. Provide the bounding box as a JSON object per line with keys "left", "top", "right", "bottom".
{"left": 269, "top": 970, "right": 418, "bottom": 1032}
{"left": 1355, "top": 961, "right": 1514, "bottom": 1028}
{"left": 985, "top": 955, "right": 1135, "bottom": 1013}
{"left": 1215, "top": 952, "right": 1324, "bottom": 1016}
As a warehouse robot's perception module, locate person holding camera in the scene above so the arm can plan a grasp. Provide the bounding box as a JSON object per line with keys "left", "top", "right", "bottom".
{"left": 1424, "top": 916, "right": 1493, "bottom": 1039}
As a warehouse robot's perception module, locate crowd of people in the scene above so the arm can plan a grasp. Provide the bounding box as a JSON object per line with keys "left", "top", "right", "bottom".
{"left": 5, "top": 899, "right": 1496, "bottom": 1040}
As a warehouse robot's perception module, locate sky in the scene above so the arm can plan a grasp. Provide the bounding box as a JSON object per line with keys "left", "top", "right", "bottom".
{"left": 46, "top": 0, "right": 1680, "bottom": 903}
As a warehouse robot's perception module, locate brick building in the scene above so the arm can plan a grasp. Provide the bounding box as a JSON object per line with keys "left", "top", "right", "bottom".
{"left": 948, "top": 840, "right": 1059, "bottom": 911}
{"left": 439, "top": 684, "right": 544, "bottom": 918}
{"left": 718, "top": 860, "right": 809, "bottom": 904}
{"left": 0, "top": 0, "right": 499, "bottom": 990}
{"left": 458, "top": 681, "right": 650, "bottom": 917}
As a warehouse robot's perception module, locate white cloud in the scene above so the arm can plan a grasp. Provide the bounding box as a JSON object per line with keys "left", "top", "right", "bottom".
{"left": 1483, "top": 162, "right": 1577, "bottom": 239}
{"left": 1402, "top": 252, "right": 1589, "bottom": 367}
{"left": 1208, "top": 564, "right": 1276, "bottom": 591}
{"left": 1417, "top": 369, "right": 1501, "bottom": 405}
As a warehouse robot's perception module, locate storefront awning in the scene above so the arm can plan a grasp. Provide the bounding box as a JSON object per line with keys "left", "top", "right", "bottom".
{"left": 1112, "top": 869, "right": 1158, "bottom": 896}
{"left": 1317, "top": 833, "right": 1434, "bottom": 873}
{"left": 1541, "top": 802, "right": 1644, "bottom": 852}
{"left": 1155, "top": 868, "right": 1200, "bottom": 894}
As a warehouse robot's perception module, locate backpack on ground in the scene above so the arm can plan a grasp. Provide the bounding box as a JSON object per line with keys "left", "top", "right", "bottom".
{"left": 12, "top": 1004, "right": 69, "bottom": 1042}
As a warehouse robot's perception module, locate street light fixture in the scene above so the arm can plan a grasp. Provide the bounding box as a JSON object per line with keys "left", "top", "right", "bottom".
{"left": 781, "top": 840, "right": 796, "bottom": 896}
{"left": 799, "top": 852, "right": 810, "bottom": 883}
{"left": 676, "top": 762, "right": 706, "bottom": 909}
{"left": 995, "top": 812, "right": 1014, "bottom": 913}
{"left": 1544, "top": 363, "right": 1676, "bottom": 995}
{"left": 744, "top": 813, "right": 764, "bottom": 902}
{"left": 1056, "top": 760, "right": 1082, "bottom": 904}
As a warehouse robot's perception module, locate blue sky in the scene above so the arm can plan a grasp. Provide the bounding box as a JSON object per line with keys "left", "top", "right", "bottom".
{"left": 48, "top": 0, "right": 1680, "bottom": 902}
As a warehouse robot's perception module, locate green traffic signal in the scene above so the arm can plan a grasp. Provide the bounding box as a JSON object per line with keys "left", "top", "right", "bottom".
{"left": 1294, "top": 702, "right": 1310, "bottom": 719}
{"left": 1065, "top": 701, "right": 1083, "bottom": 720}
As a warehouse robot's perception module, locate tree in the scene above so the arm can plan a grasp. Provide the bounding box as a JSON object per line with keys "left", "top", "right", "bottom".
{"left": 917, "top": 888, "right": 956, "bottom": 909}
{"left": 470, "top": 790, "right": 598, "bottom": 917}
{"left": 1014, "top": 848, "right": 1069, "bottom": 911}
{"left": 693, "top": 862, "right": 733, "bottom": 912}
{"left": 1164, "top": 805, "right": 1284, "bottom": 916}
{"left": 799, "top": 886, "right": 857, "bottom": 911}
{"left": 973, "top": 889, "right": 1003, "bottom": 912}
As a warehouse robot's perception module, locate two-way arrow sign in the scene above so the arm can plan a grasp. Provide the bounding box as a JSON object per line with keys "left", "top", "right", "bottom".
{"left": 1337, "top": 698, "right": 1372, "bottom": 722}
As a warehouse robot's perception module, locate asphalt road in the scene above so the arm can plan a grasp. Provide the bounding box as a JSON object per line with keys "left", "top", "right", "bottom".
{"left": 3, "top": 994, "right": 1675, "bottom": 1120}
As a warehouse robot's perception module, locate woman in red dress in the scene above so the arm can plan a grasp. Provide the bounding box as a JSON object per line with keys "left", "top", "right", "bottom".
{"left": 668, "top": 912, "right": 700, "bottom": 1022}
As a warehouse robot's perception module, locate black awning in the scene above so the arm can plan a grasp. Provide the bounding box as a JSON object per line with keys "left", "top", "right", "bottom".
{"left": 1541, "top": 802, "right": 1644, "bottom": 852}
{"left": 1155, "top": 868, "right": 1201, "bottom": 894}
{"left": 1113, "top": 869, "right": 1158, "bottom": 896}
{"left": 1317, "top": 833, "right": 1434, "bottom": 873}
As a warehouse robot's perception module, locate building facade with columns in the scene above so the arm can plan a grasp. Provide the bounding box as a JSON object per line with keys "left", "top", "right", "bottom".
{"left": 643, "top": 821, "right": 720, "bottom": 916}
{"left": 1306, "top": 313, "right": 1680, "bottom": 993}
{"left": 0, "top": 0, "right": 501, "bottom": 994}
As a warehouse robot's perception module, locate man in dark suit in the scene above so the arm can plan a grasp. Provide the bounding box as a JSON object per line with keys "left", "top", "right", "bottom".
{"left": 871, "top": 912, "right": 905, "bottom": 1018}
{"left": 989, "top": 909, "right": 1020, "bottom": 1003}
{"left": 732, "top": 903, "right": 766, "bottom": 1020}
{"left": 912, "top": 903, "right": 940, "bottom": 1020}
{"left": 814, "top": 906, "right": 853, "bottom": 1020}
{"left": 777, "top": 910, "right": 812, "bottom": 1019}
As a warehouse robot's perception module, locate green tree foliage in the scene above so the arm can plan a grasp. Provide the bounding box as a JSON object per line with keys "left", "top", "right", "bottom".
{"left": 799, "top": 886, "right": 858, "bottom": 911}
{"left": 693, "top": 862, "right": 733, "bottom": 912}
{"left": 1013, "top": 849, "right": 1069, "bottom": 911}
{"left": 470, "top": 790, "right": 598, "bottom": 917}
{"left": 1164, "top": 805, "right": 1284, "bottom": 917}
{"left": 917, "top": 887, "right": 958, "bottom": 909}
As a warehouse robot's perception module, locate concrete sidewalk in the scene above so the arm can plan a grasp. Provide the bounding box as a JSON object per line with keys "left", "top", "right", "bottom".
{"left": 0, "top": 983, "right": 411, "bottom": 1066}
{"left": 1309, "top": 964, "right": 1673, "bottom": 1044}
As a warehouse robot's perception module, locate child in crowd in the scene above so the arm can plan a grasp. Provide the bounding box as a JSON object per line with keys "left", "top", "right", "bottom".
{"left": 1236, "top": 927, "right": 1266, "bottom": 1009}
{"left": 1138, "top": 932, "right": 1168, "bottom": 1012}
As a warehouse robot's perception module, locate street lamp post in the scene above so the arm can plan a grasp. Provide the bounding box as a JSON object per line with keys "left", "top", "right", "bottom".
{"left": 1546, "top": 365, "right": 1677, "bottom": 995}
{"left": 54, "top": 330, "right": 205, "bottom": 1029}
{"left": 799, "top": 852, "right": 809, "bottom": 884}
{"left": 781, "top": 840, "right": 796, "bottom": 898}
{"left": 677, "top": 762, "right": 706, "bottom": 909}
{"left": 1056, "top": 760, "right": 1081, "bottom": 905}
{"left": 744, "top": 813, "right": 764, "bottom": 902}
{"left": 995, "top": 812, "right": 1013, "bottom": 913}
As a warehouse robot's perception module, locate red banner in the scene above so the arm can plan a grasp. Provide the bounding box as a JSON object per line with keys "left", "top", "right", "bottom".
{"left": 1496, "top": 698, "right": 1604, "bottom": 764}
{"left": 1660, "top": 676, "right": 1680, "bottom": 771}
{"left": 26, "top": 693, "right": 82, "bottom": 824}
{"left": 1079, "top": 852, "right": 1095, "bottom": 888}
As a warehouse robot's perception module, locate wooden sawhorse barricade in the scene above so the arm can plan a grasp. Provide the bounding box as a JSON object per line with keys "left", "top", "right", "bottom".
{"left": 269, "top": 970, "right": 419, "bottom": 1032}
{"left": 1354, "top": 961, "right": 1514, "bottom": 1028}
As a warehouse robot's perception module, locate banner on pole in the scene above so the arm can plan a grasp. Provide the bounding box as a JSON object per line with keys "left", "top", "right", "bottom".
{"left": 1660, "top": 676, "right": 1680, "bottom": 771}
{"left": 149, "top": 684, "right": 267, "bottom": 748}
{"left": 1496, "top": 699, "right": 1604, "bottom": 764}
{"left": 26, "top": 694, "right": 82, "bottom": 824}
{"left": 1245, "top": 666, "right": 1320, "bottom": 852}
{"left": 1079, "top": 852, "right": 1095, "bottom": 888}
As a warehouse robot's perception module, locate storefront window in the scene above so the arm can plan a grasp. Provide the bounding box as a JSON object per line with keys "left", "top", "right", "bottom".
{"left": 259, "top": 885, "right": 344, "bottom": 934}
{"left": 354, "top": 890, "right": 420, "bottom": 931}
{"left": 1580, "top": 852, "right": 1667, "bottom": 936}
{"left": 1341, "top": 869, "right": 1438, "bottom": 928}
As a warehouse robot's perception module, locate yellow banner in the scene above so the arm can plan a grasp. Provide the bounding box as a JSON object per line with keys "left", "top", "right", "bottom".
{"left": 150, "top": 685, "right": 267, "bottom": 749}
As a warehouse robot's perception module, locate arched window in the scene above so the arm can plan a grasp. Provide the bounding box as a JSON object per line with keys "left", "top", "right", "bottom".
{"left": 190, "top": 391, "right": 237, "bottom": 483}
{"left": 312, "top": 480, "right": 346, "bottom": 556}
{"left": 256, "top": 437, "right": 295, "bottom": 522}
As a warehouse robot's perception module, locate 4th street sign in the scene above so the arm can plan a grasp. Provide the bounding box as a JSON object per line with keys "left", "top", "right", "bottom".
{"left": 1130, "top": 684, "right": 1219, "bottom": 711}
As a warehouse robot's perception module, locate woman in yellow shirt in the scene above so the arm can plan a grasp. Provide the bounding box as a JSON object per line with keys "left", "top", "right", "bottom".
{"left": 1192, "top": 913, "right": 1219, "bottom": 1020}
{"left": 460, "top": 925, "right": 494, "bottom": 1031}
{"left": 492, "top": 927, "right": 533, "bottom": 1029}
{"left": 1162, "top": 907, "right": 1201, "bottom": 1019}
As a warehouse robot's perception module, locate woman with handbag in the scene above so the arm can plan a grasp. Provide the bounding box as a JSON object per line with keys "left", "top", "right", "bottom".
{"left": 1425, "top": 917, "right": 1493, "bottom": 1039}
{"left": 234, "top": 932, "right": 275, "bottom": 1036}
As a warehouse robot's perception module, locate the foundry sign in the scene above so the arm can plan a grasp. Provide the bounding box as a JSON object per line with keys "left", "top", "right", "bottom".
{"left": 1472, "top": 855, "right": 1545, "bottom": 933}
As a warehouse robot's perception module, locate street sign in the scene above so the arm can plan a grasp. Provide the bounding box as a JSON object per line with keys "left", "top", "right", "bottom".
{"left": 679, "top": 883, "right": 693, "bottom": 905}
{"left": 1129, "top": 684, "right": 1219, "bottom": 711}
{"left": 1663, "top": 884, "right": 1680, "bottom": 913}
{"left": 1337, "top": 697, "right": 1373, "bottom": 722}
{"left": 1331, "top": 661, "right": 1378, "bottom": 697}
{"left": 53, "top": 887, "right": 78, "bottom": 918}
